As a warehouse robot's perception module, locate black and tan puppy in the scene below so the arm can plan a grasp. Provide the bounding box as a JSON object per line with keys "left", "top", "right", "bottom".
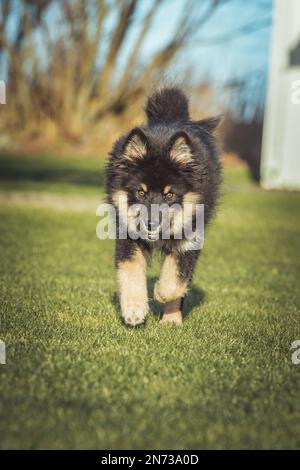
{"left": 106, "top": 87, "right": 221, "bottom": 326}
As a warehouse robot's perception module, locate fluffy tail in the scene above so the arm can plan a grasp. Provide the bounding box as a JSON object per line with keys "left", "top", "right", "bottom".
{"left": 145, "top": 87, "right": 189, "bottom": 125}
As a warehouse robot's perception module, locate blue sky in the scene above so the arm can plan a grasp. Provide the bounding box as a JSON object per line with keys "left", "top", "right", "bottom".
{"left": 114, "top": 0, "right": 273, "bottom": 114}
{"left": 118, "top": 0, "right": 273, "bottom": 85}
{"left": 3, "top": 0, "right": 273, "bottom": 85}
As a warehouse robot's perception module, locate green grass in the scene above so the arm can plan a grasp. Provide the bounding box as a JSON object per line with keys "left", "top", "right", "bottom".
{"left": 0, "top": 153, "right": 300, "bottom": 449}
{"left": 0, "top": 152, "right": 104, "bottom": 196}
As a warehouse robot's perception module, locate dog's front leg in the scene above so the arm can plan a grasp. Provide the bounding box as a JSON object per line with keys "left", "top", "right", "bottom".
{"left": 116, "top": 241, "right": 148, "bottom": 326}
{"left": 154, "top": 251, "right": 199, "bottom": 325}
{"left": 159, "top": 298, "right": 184, "bottom": 325}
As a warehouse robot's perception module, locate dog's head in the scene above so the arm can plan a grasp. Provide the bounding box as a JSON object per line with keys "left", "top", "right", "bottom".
{"left": 108, "top": 117, "right": 220, "bottom": 242}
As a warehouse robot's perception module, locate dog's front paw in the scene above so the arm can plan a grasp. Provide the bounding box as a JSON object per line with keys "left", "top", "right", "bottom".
{"left": 121, "top": 301, "right": 148, "bottom": 327}
{"left": 154, "top": 281, "right": 187, "bottom": 304}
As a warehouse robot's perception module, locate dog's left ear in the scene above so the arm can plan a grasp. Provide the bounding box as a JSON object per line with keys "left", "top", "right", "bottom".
{"left": 169, "top": 132, "right": 193, "bottom": 165}
{"left": 196, "top": 115, "right": 223, "bottom": 133}
{"left": 123, "top": 128, "right": 147, "bottom": 162}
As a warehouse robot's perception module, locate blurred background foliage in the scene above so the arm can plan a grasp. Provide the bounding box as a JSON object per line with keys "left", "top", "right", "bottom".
{"left": 0, "top": 0, "right": 272, "bottom": 179}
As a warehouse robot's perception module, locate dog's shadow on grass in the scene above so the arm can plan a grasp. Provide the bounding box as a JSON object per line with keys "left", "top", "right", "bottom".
{"left": 111, "top": 277, "right": 205, "bottom": 322}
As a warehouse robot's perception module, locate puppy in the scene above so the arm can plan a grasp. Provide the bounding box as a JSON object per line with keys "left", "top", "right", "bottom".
{"left": 106, "top": 87, "right": 221, "bottom": 326}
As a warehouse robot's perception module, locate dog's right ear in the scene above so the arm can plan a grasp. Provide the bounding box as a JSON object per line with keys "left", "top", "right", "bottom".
{"left": 122, "top": 128, "right": 148, "bottom": 162}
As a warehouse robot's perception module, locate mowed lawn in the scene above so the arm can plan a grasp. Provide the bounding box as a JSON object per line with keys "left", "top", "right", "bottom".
{"left": 0, "top": 153, "right": 300, "bottom": 449}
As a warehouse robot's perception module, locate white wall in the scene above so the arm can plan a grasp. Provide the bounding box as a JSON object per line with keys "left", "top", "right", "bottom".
{"left": 261, "top": 0, "right": 300, "bottom": 190}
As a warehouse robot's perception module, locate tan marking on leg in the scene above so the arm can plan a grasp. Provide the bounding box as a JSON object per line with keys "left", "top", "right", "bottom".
{"left": 117, "top": 247, "right": 148, "bottom": 326}
{"left": 154, "top": 253, "right": 188, "bottom": 304}
{"left": 160, "top": 298, "right": 183, "bottom": 325}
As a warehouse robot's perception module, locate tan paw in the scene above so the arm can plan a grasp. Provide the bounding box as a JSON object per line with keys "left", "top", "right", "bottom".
{"left": 121, "top": 301, "right": 148, "bottom": 327}
{"left": 160, "top": 311, "right": 183, "bottom": 326}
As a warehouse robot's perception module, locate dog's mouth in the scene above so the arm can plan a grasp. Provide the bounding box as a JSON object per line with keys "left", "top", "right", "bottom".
{"left": 126, "top": 204, "right": 186, "bottom": 241}
{"left": 140, "top": 220, "right": 161, "bottom": 241}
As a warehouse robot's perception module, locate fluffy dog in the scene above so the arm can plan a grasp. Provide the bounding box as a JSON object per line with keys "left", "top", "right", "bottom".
{"left": 106, "top": 87, "right": 221, "bottom": 326}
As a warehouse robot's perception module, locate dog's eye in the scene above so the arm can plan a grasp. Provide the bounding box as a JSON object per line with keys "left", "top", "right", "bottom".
{"left": 164, "top": 192, "right": 174, "bottom": 201}
{"left": 137, "top": 189, "right": 146, "bottom": 198}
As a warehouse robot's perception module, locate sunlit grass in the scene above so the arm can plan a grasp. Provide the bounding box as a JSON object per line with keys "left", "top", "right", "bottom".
{"left": 0, "top": 154, "right": 300, "bottom": 449}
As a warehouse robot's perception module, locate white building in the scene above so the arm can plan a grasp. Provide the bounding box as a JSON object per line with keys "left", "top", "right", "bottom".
{"left": 261, "top": 0, "right": 300, "bottom": 190}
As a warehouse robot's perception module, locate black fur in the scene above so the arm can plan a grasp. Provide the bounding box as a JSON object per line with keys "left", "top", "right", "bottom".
{"left": 106, "top": 87, "right": 222, "bottom": 318}
{"left": 145, "top": 87, "right": 189, "bottom": 124}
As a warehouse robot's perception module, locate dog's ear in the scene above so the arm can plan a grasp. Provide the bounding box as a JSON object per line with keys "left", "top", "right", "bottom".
{"left": 169, "top": 132, "right": 193, "bottom": 165}
{"left": 122, "top": 128, "right": 147, "bottom": 162}
{"left": 196, "top": 115, "right": 223, "bottom": 133}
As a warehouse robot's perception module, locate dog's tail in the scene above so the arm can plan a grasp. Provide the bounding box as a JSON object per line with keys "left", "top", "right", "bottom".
{"left": 145, "top": 87, "right": 189, "bottom": 125}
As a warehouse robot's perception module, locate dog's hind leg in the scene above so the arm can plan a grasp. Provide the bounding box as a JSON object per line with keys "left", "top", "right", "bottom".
{"left": 116, "top": 240, "right": 149, "bottom": 327}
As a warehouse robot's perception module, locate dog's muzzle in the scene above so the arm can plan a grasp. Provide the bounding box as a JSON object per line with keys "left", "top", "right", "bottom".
{"left": 141, "top": 219, "right": 161, "bottom": 241}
